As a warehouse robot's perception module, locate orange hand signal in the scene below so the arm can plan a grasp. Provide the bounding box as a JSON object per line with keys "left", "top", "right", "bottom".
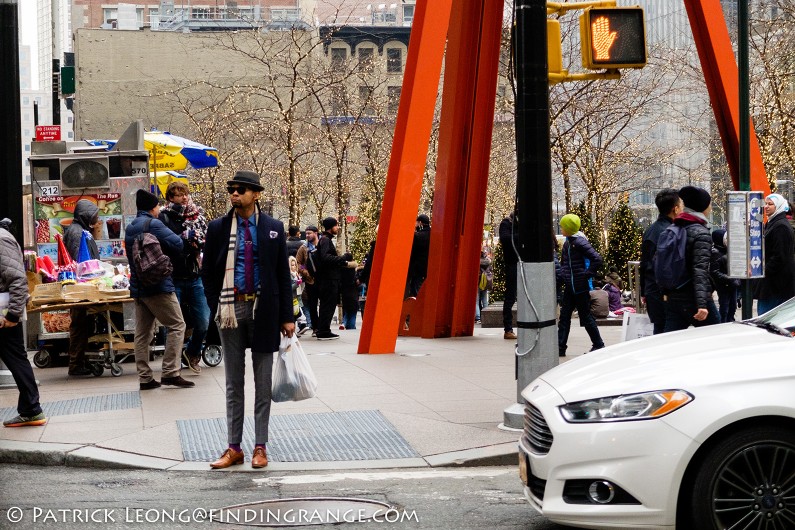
{"left": 591, "top": 16, "right": 617, "bottom": 61}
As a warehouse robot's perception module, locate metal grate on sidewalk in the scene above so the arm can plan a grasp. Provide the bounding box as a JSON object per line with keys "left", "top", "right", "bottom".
{"left": 177, "top": 410, "right": 419, "bottom": 462}
{"left": 0, "top": 391, "right": 141, "bottom": 421}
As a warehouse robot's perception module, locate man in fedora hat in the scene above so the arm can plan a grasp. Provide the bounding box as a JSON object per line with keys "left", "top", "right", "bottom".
{"left": 201, "top": 170, "right": 294, "bottom": 469}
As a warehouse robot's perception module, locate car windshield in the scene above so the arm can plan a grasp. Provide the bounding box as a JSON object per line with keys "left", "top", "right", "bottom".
{"left": 746, "top": 297, "right": 795, "bottom": 336}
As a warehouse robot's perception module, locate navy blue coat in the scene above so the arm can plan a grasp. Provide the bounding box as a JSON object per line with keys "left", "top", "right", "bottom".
{"left": 124, "top": 211, "right": 183, "bottom": 298}
{"left": 558, "top": 234, "right": 602, "bottom": 294}
{"left": 200, "top": 210, "right": 293, "bottom": 354}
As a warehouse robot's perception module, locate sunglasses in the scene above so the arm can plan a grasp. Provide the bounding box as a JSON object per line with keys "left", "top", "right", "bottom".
{"left": 227, "top": 185, "right": 250, "bottom": 195}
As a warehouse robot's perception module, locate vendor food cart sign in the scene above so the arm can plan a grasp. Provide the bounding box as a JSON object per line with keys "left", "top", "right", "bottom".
{"left": 34, "top": 193, "right": 125, "bottom": 260}
{"left": 727, "top": 191, "right": 764, "bottom": 278}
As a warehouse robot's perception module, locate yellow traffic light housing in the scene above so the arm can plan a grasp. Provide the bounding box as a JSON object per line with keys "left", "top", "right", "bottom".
{"left": 579, "top": 6, "right": 646, "bottom": 70}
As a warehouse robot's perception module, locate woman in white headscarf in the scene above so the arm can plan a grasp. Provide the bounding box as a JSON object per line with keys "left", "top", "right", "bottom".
{"left": 755, "top": 193, "right": 795, "bottom": 315}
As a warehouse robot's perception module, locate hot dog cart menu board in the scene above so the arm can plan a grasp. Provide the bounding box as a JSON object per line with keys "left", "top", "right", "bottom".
{"left": 35, "top": 193, "right": 125, "bottom": 261}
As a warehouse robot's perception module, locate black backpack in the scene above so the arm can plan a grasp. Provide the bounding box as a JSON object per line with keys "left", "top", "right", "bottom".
{"left": 653, "top": 225, "right": 690, "bottom": 291}
{"left": 132, "top": 218, "right": 172, "bottom": 287}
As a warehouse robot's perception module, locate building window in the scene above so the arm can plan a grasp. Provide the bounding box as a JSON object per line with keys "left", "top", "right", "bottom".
{"left": 358, "top": 48, "right": 374, "bottom": 73}
{"left": 103, "top": 8, "right": 118, "bottom": 25}
{"left": 271, "top": 8, "right": 300, "bottom": 21}
{"left": 387, "top": 86, "right": 402, "bottom": 115}
{"left": 23, "top": 96, "right": 29, "bottom": 105}
{"left": 387, "top": 48, "right": 402, "bottom": 73}
{"left": 331, "top": 47, "right": 347, "bottom": 69}
{"left": 403, "top": 4, "right": 415, "bottom": 24}
{"left": 148, "top": 7, "right": 160, "bottom": 28}
{"left": 192, "top": 8, "right": 211, "bottom": 19}
{"left": 330, "top": 86, "right": 346, "bottom": 116}
{"left": 359, "top": 86, "right": 374, "bottom": 115}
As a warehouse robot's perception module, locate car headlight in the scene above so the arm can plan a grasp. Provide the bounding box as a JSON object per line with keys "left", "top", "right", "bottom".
{"left": 559, "top": 390, "right": 693, "bottom": 423}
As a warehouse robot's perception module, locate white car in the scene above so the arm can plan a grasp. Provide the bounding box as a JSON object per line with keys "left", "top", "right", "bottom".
{"left": 518, "top": 298, "right": 795, "bottom": 529}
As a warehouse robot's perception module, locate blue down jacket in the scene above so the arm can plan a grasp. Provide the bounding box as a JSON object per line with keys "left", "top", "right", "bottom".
{"left": 558, "top": 232, "right": 603, "bottom": 295}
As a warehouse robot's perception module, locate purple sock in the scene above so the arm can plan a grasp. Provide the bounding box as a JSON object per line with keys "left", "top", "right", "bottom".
{"left": 229, "top": 444, "right": 241, "bottom": 453}
{"left": 255, "top": 444, "right": 266, "bottom": 450}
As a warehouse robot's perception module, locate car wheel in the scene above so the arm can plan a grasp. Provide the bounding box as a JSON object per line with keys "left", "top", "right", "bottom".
{"left": 683, "top": 425, "right": 795, "bottom": 529}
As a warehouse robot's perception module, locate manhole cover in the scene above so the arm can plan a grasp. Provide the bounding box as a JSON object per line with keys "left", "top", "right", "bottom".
{"left": 307, "top": 351, "right": 336, "bottom": 356}
{"left": 398, "top": 352, "right": 429, "bottom": 357}
{"left": 212, "top": 497, "right": 394, "bottom": 526}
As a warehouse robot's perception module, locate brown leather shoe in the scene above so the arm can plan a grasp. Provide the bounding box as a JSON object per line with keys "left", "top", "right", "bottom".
{"left": 210, "top": 448, "right": 244, "bottom": 469}
{"left": 251, "top": 446, "right": 268, "bottom": 469}
{"left": 504, "top": 331, "right": 517, "bottom": 340}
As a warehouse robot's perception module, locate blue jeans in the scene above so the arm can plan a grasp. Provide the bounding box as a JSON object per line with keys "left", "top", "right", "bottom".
{"left": 475, "top": 289, "right": 489, "bottom": 320}
{"left": 663, "top": 298, "right": 720, "bottom": 332}
{"left": 174, "top": 277, "right": 210, "bottom": 359}
{"left": 757, "top": 296, "right": 788, "bottom": 316}
{"left": 342, "top": 311, "right": 357, "bottom": 330}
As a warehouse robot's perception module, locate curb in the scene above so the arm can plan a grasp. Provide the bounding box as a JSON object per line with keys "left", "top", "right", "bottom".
{"left": 0, "top": 440, "right": 518, "bottom": 471}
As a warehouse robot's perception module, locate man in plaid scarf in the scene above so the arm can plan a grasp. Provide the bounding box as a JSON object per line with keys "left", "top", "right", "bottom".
{"left": 201, "top": 170, "right": 294, "bottom": 470}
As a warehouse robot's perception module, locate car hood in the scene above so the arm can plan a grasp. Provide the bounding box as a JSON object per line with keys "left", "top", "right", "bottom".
{"left": 537, "top": 323, "right": 794, "bottom": 402}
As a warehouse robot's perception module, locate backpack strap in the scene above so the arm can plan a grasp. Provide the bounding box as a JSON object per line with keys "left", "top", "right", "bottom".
{"left": 143, "top": 217, "right": 152, "bottom": 233}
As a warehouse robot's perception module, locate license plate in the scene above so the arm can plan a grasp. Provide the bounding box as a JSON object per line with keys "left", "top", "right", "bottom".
{"left": 518, "top": 452, "right": 528, "bottom": 485}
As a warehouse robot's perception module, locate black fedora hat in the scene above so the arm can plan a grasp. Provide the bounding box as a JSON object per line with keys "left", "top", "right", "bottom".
{"left": 227, "top": 170, "right": 265, "bottom": 192}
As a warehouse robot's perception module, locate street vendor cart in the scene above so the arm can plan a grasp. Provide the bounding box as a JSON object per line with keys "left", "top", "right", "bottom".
{"left": 24, "top": 122, "right": 150, "bottom": 367}
{"left": 23, "top": 121, "right": 223, "bottom": 374}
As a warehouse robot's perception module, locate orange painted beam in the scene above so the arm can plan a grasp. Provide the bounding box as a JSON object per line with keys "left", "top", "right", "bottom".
{"left": 684, "top": 0, "right": 769, "bottom": 193}
{"left": 419, "top": 0, "right": 504, "bottom": 338}
{"left": 357, "top": 0, "right": 453, "bottom": 354}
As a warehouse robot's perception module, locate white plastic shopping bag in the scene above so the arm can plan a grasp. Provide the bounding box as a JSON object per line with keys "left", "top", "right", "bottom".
{"left": 621, "top": 311, "right": 654, "bottom": 342}
{"left": 272, "top": 334, "right": 318, "bottom": 402}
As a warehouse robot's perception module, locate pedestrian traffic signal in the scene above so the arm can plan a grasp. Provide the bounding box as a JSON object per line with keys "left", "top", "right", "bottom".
{"left": 579, "top": 6, "right": 646, "bottom": 70}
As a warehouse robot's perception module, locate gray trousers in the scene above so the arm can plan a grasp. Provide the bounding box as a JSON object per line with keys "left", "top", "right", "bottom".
{"left": 134, "top": 292, "right": 185, "bottom": 383}
{"left": 219, "top": 300, "right": 273, "bottom": 445}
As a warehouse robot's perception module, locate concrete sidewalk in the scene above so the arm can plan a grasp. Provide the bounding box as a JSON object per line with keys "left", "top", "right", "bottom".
{"left": 0, "top": 321, "right": 624, "bottom": 471}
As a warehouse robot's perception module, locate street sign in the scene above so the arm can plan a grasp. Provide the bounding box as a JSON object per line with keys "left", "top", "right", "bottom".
{"left": 35, "top": 125, "right": 61, "bottom": 142}
{"left": 727, "top": 191, "right": 764, "bottom": 278}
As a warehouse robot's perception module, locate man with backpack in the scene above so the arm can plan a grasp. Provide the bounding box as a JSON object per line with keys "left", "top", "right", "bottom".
{"left": 125, "top": 189, "right": 194, "bottom": 390}
{"left": 657, "top": 186, "right": 720, "bottom": 332}
{"left": 639, "top": 189, "right": 682, "bottom": 334}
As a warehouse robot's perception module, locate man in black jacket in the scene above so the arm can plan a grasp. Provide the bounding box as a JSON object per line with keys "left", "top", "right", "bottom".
{"left": 406, "top": 214, "right": 431, "bottom": 297}
{"left": 499, "top": 213, "right": 519, "bottom": 340}
{"left": 201, "top": 170, "right": 294, "bottom": 470}
{"left": 639, "top": 189, "right": 681, "bottom": 334}
{"left": 286, "top": 225, "right": 303, "bottom": 257}
{"left": 663, "top": 186, "right": 720, "bottom": 332}
{"left": 315, "top": 217, "right": 357, "bottom": 340}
